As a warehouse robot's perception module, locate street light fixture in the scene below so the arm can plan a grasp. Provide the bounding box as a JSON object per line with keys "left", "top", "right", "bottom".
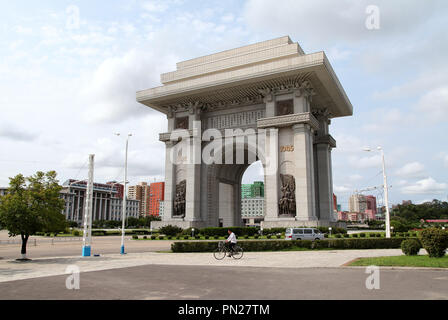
{"left": 115, "top": 133, "right": 132, "bottom": 254}
{"left": 363, "top": 146, "right": 391, "bottom": 238}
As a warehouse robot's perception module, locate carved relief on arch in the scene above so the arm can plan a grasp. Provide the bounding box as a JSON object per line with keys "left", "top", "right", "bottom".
{"left": 278, "top": 174, "right": 296, "bottom": 217}
{"left": 173, "top": 180, "right": 186, "bottom": 218}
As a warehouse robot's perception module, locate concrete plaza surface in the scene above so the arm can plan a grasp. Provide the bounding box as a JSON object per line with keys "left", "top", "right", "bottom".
{"left": 0, "top": 247, "right": 447, "bottom": 299}
{"left": 1, "top": 263, "right": 447, "bottom": 300}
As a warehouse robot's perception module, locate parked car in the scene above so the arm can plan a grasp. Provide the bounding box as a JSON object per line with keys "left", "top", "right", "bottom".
{"left": 285, "top": 228, "right": 324, "bottom": 241}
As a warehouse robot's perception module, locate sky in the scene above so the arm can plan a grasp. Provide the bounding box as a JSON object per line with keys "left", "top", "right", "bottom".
{"left": 0, "top": 0, "right": 447, "bottom": 210}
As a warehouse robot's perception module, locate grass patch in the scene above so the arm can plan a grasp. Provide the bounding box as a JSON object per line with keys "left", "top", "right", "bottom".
{"left": 349, "top": 255, "right": 448, "bottom": 268}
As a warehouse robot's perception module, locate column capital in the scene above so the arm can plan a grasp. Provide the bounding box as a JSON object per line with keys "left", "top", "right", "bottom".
{"left": 314, "top": 134, "right": 336, "bottom": 148}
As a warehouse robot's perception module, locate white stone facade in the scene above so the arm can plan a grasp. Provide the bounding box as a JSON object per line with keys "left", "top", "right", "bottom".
{"left": 137, "top": 36, "right": 352, "bottom": 229}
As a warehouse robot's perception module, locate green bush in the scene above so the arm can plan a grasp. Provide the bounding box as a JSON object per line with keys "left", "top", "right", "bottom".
{"left": 359, "top": 233, "right": 366, "bottom": 238}
{"left": 204, "top": 235, "right": 209, "bottom": 240}
{"left": 351, "top": 233, "right": 359, "bottom": 238}
{"left": 132, "top": 235, "right": 138, "bottom": 240}
{"left": 335, "top": 234, "right": 342, "bottom": 238}
{"left": 343, "top": 234, "right": 349, "bottom": 238}
{"left": 183, "top": 235, "right": 189, "bottom": 240}
{"left": 419, "top": 228, "right": 448, "bottom": 258}
{"left": 401, "top": 239, "right": 421, "bottom": 256}
{"left": 266, "top": 235, "right": 272, "bottom": 239}
{"left": 143, "top": 235, "right": 147, "bottom": 239}
{"left": 201, "top": 227, "right": 258, "bottom": 237}
{"left": 72, "top": 230, "right": 80, "bottom": 236}
{"left": 158, "top": 236, "right": 165, "bottom": 240}
{"left": 171, "top": 238, "right": 409, "bottom": 252}
{"left": 181, "top": 227, "right": 201, "bottom": 236}
{"left": 159, "top": 225, "right": 183, "bottom": 236}
{"left": 276, "top": 235, "right": 282, "bottom": 239}
{"left": 150, "top": 235, "right": 156, "bottom": 240}
{"left": 376, "top": 233, "right": 382, "bottom": 238}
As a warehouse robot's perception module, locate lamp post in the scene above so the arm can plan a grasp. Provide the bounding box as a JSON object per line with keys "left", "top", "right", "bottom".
{"left": 116, "top": 133, "right": 132, "bottom": 254}
{"left": 328, "top": 226, "right": 332, "bottom": 237}
{"left": 363, "top": 146, "right": 391, "bottom": 238}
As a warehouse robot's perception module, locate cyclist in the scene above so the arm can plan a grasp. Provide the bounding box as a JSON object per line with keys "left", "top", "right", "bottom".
{"left": 225, "top": 229, "right": 237, "bottom": 257}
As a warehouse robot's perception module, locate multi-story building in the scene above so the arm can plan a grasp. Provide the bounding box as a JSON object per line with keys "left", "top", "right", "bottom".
{"left": 159, "top": 201, "right": 164, "bottom": 218}
{"left": 61, "top": 179, "right": 139, "bottom": 225}
{"left": 148, "top": 182, "right": 164, "bottom": 216}
{"left": 0, "top": 187, "right": 8, "bottom": 197}
{"left": 128, "top": 182, "right": 151, "bottom": 216}
{"left": 345, "top": 194, "right": 378, "bottom": 221}
{"left": 241, "top": 181, "right": 264, "bottom": 199}
{"left": 365, "top": 195, "right": 377, "bottom": 220}
{"left": 349, "top": 194, "right": 367, "bottom": 213}
{"left": 241, "top": 197, "right": 265, "bottom": 227}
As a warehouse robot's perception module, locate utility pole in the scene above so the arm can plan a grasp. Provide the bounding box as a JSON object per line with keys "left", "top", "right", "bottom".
{"left": 380, "top": 148, "right": 391, "bottom": 238}
{"left": 116, "top": 133, "right": 132, "bottom": 254}
{"left": 82, "top": 154, "right": 94, "bottom": 257}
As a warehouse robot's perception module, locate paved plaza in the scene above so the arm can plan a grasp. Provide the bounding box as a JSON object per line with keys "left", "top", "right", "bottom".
{"left": 1, "top": 230, "right": 447, "bottom": 300}
{"left": 1, "top": 263, "right": 447, "bottom": 300}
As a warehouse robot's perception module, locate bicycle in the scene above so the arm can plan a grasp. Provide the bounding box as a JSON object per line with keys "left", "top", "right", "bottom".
{"left": 213, "top": 241, "right": 243, "bottom": 260}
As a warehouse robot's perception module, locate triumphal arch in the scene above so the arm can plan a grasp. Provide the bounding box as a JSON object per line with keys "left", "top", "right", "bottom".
{"left": 137, "top": 36, "right": 353, "bottom": 229}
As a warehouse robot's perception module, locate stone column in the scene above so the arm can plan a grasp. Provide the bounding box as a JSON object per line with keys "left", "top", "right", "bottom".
{"left": 163, "top": 141, "right": 175, "bottom": 221}
{"left": 264, "top": 91, "right": 276, "bottom": 117}
{"left": 314, "top": 111, "right": 335, "bottom": 221}
{"left": 293, "top": 123, "right": 317, "bottom": 221}
{"left": 264, "top": 127, "right": 279, "bottom": 220}
{"left": 185, "top": 104, "right": 202, "bottom": 222}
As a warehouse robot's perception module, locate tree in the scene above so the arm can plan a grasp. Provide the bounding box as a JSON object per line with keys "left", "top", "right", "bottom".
{"left": 0, "top": 171, "right": 66, "bottom": 260}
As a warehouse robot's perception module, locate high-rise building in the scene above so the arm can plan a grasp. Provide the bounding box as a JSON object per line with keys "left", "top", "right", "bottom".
{"left": 128, "top": 182, "right": 151, "bottom": 216}
{"left": 347, "top": 194, "right": 378, "bottom": 221}
{"left": 365, "top": 195, "right": 377, "bottom": 220}
{"left": 148, "top": 182, "right": 165, "bottom": 216}
{"left": 241, "top": 181, "right": 264, "bottom": 199}
{"left": 349, "top": 194, "right": 367, "bottom": 213}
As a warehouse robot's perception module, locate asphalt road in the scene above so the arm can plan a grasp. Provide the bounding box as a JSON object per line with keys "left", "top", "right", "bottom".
{"left": 1, "top": 264, "right": 447, "bottom": 300}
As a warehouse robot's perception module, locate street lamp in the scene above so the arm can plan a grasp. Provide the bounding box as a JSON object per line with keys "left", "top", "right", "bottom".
{"left": 328, "top": 226, "right": 332, "bottom": 237}
{"left": 116, "top": 133, "right": 132, "bottom": 254}
{"left": 363, "top": 146, "right": 391, "bottom": 238}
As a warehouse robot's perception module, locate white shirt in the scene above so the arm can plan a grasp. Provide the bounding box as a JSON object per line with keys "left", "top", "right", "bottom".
{"left": 227, "top": 232, "right": 237, "bottom": 243}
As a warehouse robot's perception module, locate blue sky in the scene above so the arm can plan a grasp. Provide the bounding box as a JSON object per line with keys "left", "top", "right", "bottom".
{"left": 0, "top": 0, "right": 447, "bottom": 210}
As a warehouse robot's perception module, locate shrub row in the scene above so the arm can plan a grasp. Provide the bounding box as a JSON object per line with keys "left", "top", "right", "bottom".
{"left": 171, "top": 238, "right": 412, "bottom": 253}
{"left": 200, "top": 227, "right": 258, "bottom": 237}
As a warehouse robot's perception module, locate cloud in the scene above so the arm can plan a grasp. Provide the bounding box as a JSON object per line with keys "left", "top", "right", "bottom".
{"left": 401, "top": 177, "right": 448, "bottom": 194}
{"left": 395, "top": 162, "right": 426, "bottom": 179}
{"left": 334, "top": 185, "right": 352, "bottom": 193}
{"left": 243, "top": 0, "right": 447, "bottom": 46}
{"left": 348, "top": 155, "right": 382, "bottom": 169}
{"left": 349, "top": 174, "right": 363, "bottom": 182}
{"left": 416, "top": 86, "right": 448, "bottom": 122}
{"left": 80, "top": 49, "right": 177, "bottom": 124}
{"left": 0, "top": 123, "right": 37, "bottom": 142}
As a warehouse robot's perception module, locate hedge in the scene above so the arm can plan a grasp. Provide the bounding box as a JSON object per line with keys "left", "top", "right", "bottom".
{"left": 201, "top": 227, "right": 258, "bottom": 237}
{"left": 171, "top": 238, "right": 413, "bottom": 253}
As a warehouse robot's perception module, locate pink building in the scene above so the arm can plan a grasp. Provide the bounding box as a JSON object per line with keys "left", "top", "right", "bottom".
{"left": 365, "top": 195, "right": 377, "bottom": 220}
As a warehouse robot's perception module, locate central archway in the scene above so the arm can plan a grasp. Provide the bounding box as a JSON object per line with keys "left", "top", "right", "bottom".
{"left": 207, "top": 136, "right": 262, "bottom": 228}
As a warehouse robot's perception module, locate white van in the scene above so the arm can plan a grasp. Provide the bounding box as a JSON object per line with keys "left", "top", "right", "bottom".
{"left": 285, "top": 228, "right": 324, "bottom": 241}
